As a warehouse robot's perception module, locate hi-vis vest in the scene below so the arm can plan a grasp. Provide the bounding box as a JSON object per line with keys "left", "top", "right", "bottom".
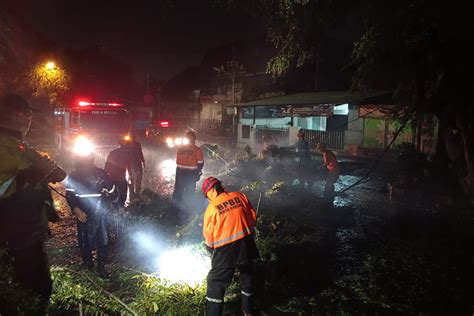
{"left": 0, "top": 134, "right": 30, "bottom": 199}
{"left": 203, "top": 191, "right": 257, "bottom": 249}
{"left": 323, "top": 150, "right": 339, "bottom": 173}
{"left": 176, "top": 145, "right": 204, "bottom": 170}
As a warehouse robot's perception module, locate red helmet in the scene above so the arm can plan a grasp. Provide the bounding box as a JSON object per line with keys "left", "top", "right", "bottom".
{"left": 202, "top": 176, "right": 221, "bottom": 197}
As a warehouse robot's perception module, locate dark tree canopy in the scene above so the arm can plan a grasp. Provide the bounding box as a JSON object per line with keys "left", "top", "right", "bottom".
{"left": 351, "top": 0, "right": 474, "bottom": 115}
{"left": 220, "top": 0, "right": 359, "bottom": 76}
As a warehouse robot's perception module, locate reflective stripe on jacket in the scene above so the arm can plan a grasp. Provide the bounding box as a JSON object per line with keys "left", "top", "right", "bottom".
{"left": 203, "top": 191, "right": 257, "bottom": 249}
{"left": 176, "top": 145, "right": 204, "bottom": 170}
{"left": 65, "top": 167, "right": 115, "bottom": 214}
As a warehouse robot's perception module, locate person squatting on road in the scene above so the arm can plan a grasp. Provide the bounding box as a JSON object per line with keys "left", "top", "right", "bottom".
{"left": 202, "top": 177, "right": 260, "bottom": 316}
{"left": 66, "top": 154, "right": 117, "bottom": 278}
{"left": 317, "top": 143, "right": 340, "bottom": 200}
{"left": 127, "top": 131, "right": 145, "bottom": 198}
{"left": 0, "top": 94, "right": 64, "bottom": 315}
{"left": 173, "top": 131, "right": 204, "bottom": 209}
{"left": 286, "top": 129, "right": 312, "bottom": 188}
{"left": 104, "top": 136, "right": 131, "bottom": 207}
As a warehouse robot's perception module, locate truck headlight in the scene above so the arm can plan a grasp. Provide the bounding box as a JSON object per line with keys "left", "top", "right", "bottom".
{"left": 166, "top": 137, "right": 174, "bottom": 148}
{"left": 183, "top": 138, "right": 190, "bottom": 145}
{"left": 73, "top": 135, "right": 94, "bottom": 156}
{"left": 175, "top": 138, "right": 183, "bottom": 145}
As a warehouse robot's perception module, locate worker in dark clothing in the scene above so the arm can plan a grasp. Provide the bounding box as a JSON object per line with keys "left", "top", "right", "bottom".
{"left": 286, "top": 130, "right": 312, "bottom": 188}
{"left": 173, "top": 131, "right": 204, "bottom": 210}
{"left": 104, "top": 137, "right": 130, "bottom": 207}
{"left": 66, "top": 154, "right": 116, "bottom": 278}
{"left": 202, "top": 177, "right": 259, "bottom": 316}
{"left": 444, "top": 124, "right": 469, "bottom": 205}
{"left": 127, "top": 131, "right": 145, "bottom": 198}
{"left": 0, "top": 94, "right": 65, "bottom": 315}
{"left": 317, "top": 143, "right": 340, "bottom": 201}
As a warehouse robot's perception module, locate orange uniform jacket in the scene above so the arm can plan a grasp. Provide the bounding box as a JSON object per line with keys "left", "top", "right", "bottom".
{"left": 203, "top": 191, "right": 257, "bottom": 249}
{"left": 176, "top": 144, "right": 204, "bottom": 170}
{"left": 323, "top": 150, "right": 339, "bottom": 173}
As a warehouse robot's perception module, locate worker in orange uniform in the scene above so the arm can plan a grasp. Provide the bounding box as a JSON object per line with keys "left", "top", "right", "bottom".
{"left": 317, "top": 143, "right": 340, "bottom": 200}
{"left": 172, "top": 131, "right": 204, "bottom": 209}
{"left": 202, "top": 176, "right": 259, "bottom": 316}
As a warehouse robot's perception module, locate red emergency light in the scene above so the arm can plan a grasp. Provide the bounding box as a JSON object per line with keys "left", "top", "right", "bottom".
{"left": 159, "top": 120, "right": 170, "bottom": 127}
{"left": 78, "top": 101, "right": 123, "bottom": 107}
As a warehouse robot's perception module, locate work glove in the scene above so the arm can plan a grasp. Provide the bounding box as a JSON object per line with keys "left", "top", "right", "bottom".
{"left": 73, "top": 207, "right": 88, "bottom": 223}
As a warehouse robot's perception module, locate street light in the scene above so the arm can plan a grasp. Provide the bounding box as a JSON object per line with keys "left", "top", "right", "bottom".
{"left": 29, "top": 60, "right": 70, "bottom": 106}
{"left": 45, "top": 61, "right": 56, "bottom": 71}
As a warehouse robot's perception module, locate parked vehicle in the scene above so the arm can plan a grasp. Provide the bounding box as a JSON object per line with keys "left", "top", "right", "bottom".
{"left": 145, "top": 119, "right": 190, "bottom": 148}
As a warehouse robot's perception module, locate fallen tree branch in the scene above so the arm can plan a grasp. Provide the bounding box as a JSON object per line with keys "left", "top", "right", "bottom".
{"left": 60, "top": 267, "right": 138, "bottom": 316}
{"left": 204, "top": 145, "right": 230, "bottom": 167}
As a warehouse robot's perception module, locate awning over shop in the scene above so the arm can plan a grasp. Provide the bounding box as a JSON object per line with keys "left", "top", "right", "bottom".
{"left": 233, "top": 90, "right": 392, "bottom": 108}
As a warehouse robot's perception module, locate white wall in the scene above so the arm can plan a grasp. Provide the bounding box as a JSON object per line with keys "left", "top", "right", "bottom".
{"left": 200, "top": 103, "right": 222, "bottom": 121}
{"left": 344, "top": 105, "right": 364, "bottom": 148}
{"left": 240, "top": 117, "right": 292, "bottom": 127}
{"left": 295, "top": 117, "right": 327, "bottom": 131}
{"left": 240, "top": 116, "right": 327, "bottom": 130}
{"left": 236, "top": 123, "right": 257, "bottom": 148}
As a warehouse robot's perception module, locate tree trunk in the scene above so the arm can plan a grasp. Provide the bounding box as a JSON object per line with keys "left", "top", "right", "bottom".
{"left": 435, "top": 116, "right": 449, "bottom": 164}
{"left": 437, "top": 111, "right": 472, "bottom": 203}
{"left": 415, "top": 112, "right": 422, "bottom": 152}
{"left": 459, "top": 128, "right": 474, "bottom": 192}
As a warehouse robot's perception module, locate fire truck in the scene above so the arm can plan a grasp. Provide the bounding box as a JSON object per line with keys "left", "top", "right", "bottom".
{"left": 54, "top": 100, "right": 130, "bottom": 155}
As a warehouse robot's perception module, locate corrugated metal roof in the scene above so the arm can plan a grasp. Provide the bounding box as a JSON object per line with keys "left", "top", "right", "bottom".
{"left": 234, "top": 90, "right": 391, "bottom": 107}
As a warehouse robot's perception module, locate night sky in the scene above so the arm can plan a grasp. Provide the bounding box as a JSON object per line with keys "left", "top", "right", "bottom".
{"left": 4, "top": 0, "right": 261, "bottom": 82}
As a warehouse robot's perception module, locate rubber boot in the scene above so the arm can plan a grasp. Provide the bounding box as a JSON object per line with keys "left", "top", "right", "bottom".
{"left": 97, "top": 246, "right": 109, "bottom": 278}
{"left": 206, "top": 300, "right": 224, "bottom": 316}
{"left": 81, "top": 247, "right": 94, "bottom": 271}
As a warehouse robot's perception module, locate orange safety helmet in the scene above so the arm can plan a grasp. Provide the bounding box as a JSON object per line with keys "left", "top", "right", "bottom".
{"left": 201, "top": 176, "right": 221, "bottom": 197}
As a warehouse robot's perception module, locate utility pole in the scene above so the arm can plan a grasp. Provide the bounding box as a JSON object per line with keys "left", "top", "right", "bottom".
{"left": 232, "top": 43, "right": 236, "bottom": 108}
{"left": 212, "top": 43, "right": 244, "bottom": 139}
{"left": 230, "top": 43, "right": 237, "bottom": 137}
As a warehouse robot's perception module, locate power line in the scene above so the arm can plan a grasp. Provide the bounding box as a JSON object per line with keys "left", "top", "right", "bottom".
{"left": 338, "top": 109, "right": 414, "bottom": 194}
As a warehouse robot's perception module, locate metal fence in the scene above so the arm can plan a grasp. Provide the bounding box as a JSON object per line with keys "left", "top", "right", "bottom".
{"left": 255, "top": 126, "right": 290, "bottom": 145}
{"left": 186, "top": 118, "right": 235, "bottom": 147}
{"left": 302, "top": 129, "right": 345, "bottom": 150}
{"left": 186, "top": 119, "right": 223, "bottom": 135}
